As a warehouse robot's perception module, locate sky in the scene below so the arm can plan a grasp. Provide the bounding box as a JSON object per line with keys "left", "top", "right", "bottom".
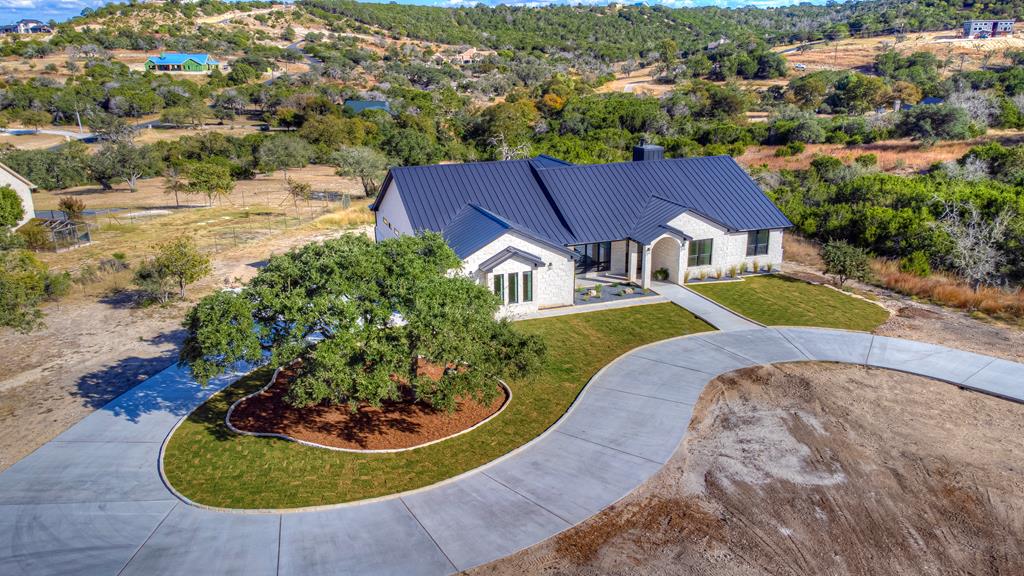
{"left": 0, "top": 0, "right": 830, "bottom": 27}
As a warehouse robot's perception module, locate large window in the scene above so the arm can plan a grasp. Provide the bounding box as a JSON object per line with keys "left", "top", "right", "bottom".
{"left": 574, "top": 242, "right": 611, "bottom": 274}
{"left": 746, "top": 230, "right": 769, "bottom": 257}
{"left": 688, "top": 239, "right": 713, "bottom": 267}
{"left": 493, "top": 274, "right": 504, "bottom": 302}
{"left": 523, "top": 271, "right": 533, "bottom": 302}
{"left": 507, "top": 272, "right": 519, "bottom": 304}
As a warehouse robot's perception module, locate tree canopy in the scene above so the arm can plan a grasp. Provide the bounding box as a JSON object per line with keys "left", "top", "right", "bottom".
{"left": 180, "top": 233, "right": 544, "bottom": 411}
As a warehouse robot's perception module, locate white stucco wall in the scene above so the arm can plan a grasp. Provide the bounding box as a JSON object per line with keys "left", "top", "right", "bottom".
{"left": 374, "top": 180, "right": 413, "bottom": 241}
{"left": 0, "top": 166, "right": 34, "bottom": 229}
{"left": 460, "top": 231, "right": 575, "bottom": 315}
{"left": 666, "top": 212, "right": 784, "bottom": 281}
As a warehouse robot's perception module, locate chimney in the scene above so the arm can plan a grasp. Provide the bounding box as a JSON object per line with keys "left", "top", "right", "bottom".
{"left": 632, "top": 138, "right": 664, "bottom": 162}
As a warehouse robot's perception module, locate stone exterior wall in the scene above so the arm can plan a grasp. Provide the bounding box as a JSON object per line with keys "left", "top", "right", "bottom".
{"left": 374, "top": 180, "right": 413, "bottom": 241}
{"left": 0, "top": 165, "right": 34, "bottom": 229}
{"left": 666, "top": 212, "right": 784, "bottom": 281}
{"left": 460, "top": 231, "right": 575, "bottom": 316}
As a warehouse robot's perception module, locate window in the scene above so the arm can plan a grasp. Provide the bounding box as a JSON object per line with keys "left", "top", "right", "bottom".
{"left": 746, "top": 230, "right": 770, "bottom": 257}
{"left": 493, "top": 274, "right": 504, "bottom": 302}
{"left": 507, "top": 272, "right": 518, "bottom": 304}
{"left": 688, "top": 239, "right": 713, "bottom": 267}
{"left": 573, "top": 241, "right": 612, "bottom": 273}
{"left": 523, "top": 270, "right": 533, "bottom": 302}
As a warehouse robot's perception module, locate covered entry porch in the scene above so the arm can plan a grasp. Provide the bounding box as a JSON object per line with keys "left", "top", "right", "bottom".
{"left": 571, "top": 234, "right": 690, "bottom": 291}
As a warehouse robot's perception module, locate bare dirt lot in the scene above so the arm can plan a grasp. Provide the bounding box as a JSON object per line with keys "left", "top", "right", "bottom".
{"left": 476, "top": 362, "right": 1024, "bottom": 575}
{"left": 738, "top": 130, "right": 1024, "bottom": 173}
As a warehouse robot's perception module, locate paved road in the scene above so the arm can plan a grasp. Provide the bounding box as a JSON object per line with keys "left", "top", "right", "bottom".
{"left": 1, "top": 327, "right": 1022, "bottom": 575}
{"left": 653, "top": 281, "right": 762, "bottom": 331}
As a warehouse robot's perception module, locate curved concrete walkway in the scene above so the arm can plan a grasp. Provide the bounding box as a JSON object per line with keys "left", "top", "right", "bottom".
{"left": 1, "top": 328, "right": 1022, "bottom": 575}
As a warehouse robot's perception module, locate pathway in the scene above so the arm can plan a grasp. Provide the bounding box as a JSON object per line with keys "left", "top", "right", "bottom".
{"left": 652, "top": 281, "right": 761, "bottom": 331}
{"left": 1, "top": 329, "right": 1022, "bottom": 575}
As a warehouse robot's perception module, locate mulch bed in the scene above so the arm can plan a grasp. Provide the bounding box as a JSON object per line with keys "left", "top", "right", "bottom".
{"left": 228, "top": 364, "right": 507, "bottom": 450}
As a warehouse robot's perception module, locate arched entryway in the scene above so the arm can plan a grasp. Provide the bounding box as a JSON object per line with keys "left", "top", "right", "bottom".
{"left": 650, "top": 235, "right": 683, "bottom": 284}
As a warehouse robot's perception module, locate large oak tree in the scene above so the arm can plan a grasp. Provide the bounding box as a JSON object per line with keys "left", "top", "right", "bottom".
{"left": 180, "top": 233, "right": 543, "bottom": 411}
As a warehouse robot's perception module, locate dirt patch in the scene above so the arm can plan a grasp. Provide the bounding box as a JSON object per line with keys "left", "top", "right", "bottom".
{"left": 229, "top": 364, "right": 507, "bottom": 450}
{"left": 475, "top": 363, "right": 1024, "bottom": 575}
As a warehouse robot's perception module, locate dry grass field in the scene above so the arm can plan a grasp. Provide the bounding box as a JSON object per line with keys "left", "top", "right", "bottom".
{"left": 776, "top": 27, "right": 1024, "bottom": 75}
{"left": 737, "top": 130, "right": 1024, "bottom": 172}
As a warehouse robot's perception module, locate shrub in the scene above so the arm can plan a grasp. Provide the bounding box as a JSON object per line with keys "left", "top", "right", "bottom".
{"left": 854, "top": 153, "right": 877, "bottom": 167}
{"left": 899, "top": 251, "right": 931, "bottom": 277}
{"left": 16, "top": 221, "right": 49, "bottom": 250}
{"left": 58, "top": 196, "right": 86, "bottom": 221}
{"left": 728, "top": 265, "right": 737, "bottom": 278}
{"left": 653, "top": 267, "right": 669, "bottom": 281}
{"left": 821, "top": 240, "right": 871, "bottom": 287}
{"left": 0, "top": 184, "right": 24, "bottom": 228}
{"left": 774, "top": 141, "right": 806, "bottom": 157}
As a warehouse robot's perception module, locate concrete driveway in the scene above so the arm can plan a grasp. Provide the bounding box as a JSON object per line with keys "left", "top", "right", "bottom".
{"left": 1, "top": 327, "right": 1021, "bottom": 575}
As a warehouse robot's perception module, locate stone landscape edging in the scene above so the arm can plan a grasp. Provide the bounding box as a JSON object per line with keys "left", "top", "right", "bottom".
{"left": 222, "top": 366, "right": 513, "bottom": 454}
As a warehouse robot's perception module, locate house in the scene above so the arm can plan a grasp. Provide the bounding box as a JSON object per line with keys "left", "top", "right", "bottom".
{"left": 0, "top": 19, "right": 51, "bottom": 35}
{"left": 145, "top": 53, "right": 220, "bottom": 73}
{"left": 0, "top": 161, "right": 35, "bottom": 229}
{"left": 343, "top": 99, "right": 392, "bottom": 115}
{"left": 452, "top": 47, "right": 484, "bottom": 66}
{"left": 963, "top": 19, "right": 1015, "bottom": 39}
{"left": 371, "top": 143, "right": 792, "bottom": 314}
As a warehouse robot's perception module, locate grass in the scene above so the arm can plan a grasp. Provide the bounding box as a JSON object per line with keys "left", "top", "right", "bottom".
{"left": 162, "top": 302, "right": 713, "bottom": 509}
{"left": 690, "top": 274, "right": 890, "bottom": 332}
{"left": 873, "top": 260, "right": 1024, "bottom": 322}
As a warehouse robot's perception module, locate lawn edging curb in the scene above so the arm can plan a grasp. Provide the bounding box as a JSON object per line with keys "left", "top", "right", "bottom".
{"left": 157, "top": 325, "right": 718, "bottom": 514}
{"left": 222, "top": 366, "right": 513, "bottom": 454}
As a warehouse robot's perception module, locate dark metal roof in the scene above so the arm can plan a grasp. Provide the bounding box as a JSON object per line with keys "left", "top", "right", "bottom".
{"left": 375, "top": 155, "right": 791, "bottom": 252}
{"left": 629, "top": 195, "right": 692, "bottom": 244}
{"left": 384, "top": 158, "right": 577, "bottom": 246}
{"left": 536, "top": 156, "right": 792, "bottom": 243}
{"left": 478, "top": 247, "right": 545, "bottom": 272}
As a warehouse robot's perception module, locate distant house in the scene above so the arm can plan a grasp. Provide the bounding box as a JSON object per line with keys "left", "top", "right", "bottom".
{"left": 0, "top": 19, "right": 51, "bottom": 35}
{"left": 145, "top": 53, "right": 220, "bottom": 73}
{"left": 343, "top": 99, "right": 392, "bottom": 115}
{"left": 452, "top": 47, "right": 484, "bottom": 66}
{"left": 898, "top": 96, "right": 944, "bottom": 111}
{"left": 963, "top": 19, "right": 1015, "bottom": 39}
{"left": 371, "top": 143, "right": 791, "bottom": 314}
{"left": 0, "top": 161, "right": 35, "bottom": 229}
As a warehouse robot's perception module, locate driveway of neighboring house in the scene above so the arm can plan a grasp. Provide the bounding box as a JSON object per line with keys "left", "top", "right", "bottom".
{"left": 1, "top": 326, "right": 1021, "bottom": 576}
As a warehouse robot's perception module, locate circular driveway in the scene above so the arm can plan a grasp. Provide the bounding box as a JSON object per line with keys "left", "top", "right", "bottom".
{"left": 1, "top": 328, "right": 1021, "bottom": 575}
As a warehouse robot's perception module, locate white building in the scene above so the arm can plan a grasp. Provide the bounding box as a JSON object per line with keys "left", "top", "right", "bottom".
{"left": 0, "top": 161, "right": 35, "bottom": 229}
{"left": 371, "top": 143, "right": 790, "bottom": 314}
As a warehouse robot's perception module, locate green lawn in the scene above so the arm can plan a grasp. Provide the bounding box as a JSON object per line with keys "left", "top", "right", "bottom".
{"left": 163, "top": 303, "right": 712, "bottom": 509}
{"left": 689, "top": 274, "right": 890, "bottom": 332}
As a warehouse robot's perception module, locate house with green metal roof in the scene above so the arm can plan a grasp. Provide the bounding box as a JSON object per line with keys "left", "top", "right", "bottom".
{"left": 145, "top": 53, "right": 220, "bottom": 73}
{"left": 370, "top": 142, "right": 792, "bottom": 315}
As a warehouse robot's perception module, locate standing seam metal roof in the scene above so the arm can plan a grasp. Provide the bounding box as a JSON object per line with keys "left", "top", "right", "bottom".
{"left": 377, "top": 155, "right": 791, "bottom": 252}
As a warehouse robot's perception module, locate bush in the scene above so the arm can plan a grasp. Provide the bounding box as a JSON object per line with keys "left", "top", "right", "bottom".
{"left": 16, "top": 221, "right": 49, "bottom": 250}
{"left": 821, "top": 240, "right": 871, "bottom": 287}
{"left": 774, "top": 141, "right": 806, "bottom": 157}
{"left": 653, "top": 267, "right": 669, "bottom": 281}
{"left": 0, "top": 184, "right": 24, "bottom": 228}
{"left": 899, "top": 251, "right": 931, "bottom": 277}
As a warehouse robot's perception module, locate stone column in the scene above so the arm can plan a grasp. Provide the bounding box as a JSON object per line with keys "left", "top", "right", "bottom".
{"left": 641, "top": 244, "right": 653, "bottom": 290}
{"left": 627, "top": 240, "right": 638, "bottom": 284}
